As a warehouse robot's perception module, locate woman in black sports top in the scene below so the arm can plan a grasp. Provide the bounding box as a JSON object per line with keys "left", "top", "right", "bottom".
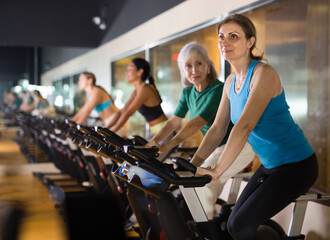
{"left": 106, "top": 58, "right": 168, "bottom": 136}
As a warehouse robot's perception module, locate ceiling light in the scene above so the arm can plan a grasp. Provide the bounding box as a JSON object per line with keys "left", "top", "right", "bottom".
{"left": 92, "top": 16, "right": 101, "bottom": 25}
{"left": 92, "top": 6, "right": 108, "bottom": 31}
{"left": 99, "top": 22, "right": 107, "bottom": 30}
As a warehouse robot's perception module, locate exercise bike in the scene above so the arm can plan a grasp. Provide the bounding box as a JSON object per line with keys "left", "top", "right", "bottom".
{"left": 99, "top": 130, "right": 329, "bottom": 240}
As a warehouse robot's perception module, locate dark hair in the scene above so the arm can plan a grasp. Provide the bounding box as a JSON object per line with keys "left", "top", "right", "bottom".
{"left": 33, "top": 90, "right": 41, "bottom": 97}
{"left": 217, "top": 14, "right": 263, "bottom": 61}
{"left": 131, "top": 58, "right": 162, "bottom": 102}
{"left": 82, "top": 71, "right": 116, "bottom": 103}
{"left": 81, "top": 71, "right": 96, "bottom": 85}
{"left": 10, "top": 92, "right": 18, "bottom": 99}
{"left": 131, "top": 58, "right": 156, "bottom": 85}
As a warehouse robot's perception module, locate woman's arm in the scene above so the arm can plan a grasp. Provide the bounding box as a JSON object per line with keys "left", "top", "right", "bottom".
{"left": 110, "top": 88, "right": 148, "bottom": 132}
{"left": 106, "top": 91, "right": 136, "bottom": 129}
{"left": 71, "top": 89, "right": 101, "bottom": 125}
{"left": 197, "top": 64, "right": 282, "bottom": 179}
{"left": 190, "top": 87, "right": 232, "bottom": 167}
{"left": 20, "top": 100, "right": 35, "bottom": 112}
{"left": 104, "top": 111, "right": 120, "bottom": 128}
{"left": 71, "top": 108, "right": 84, "bottom": 122}
{"left": 26, "top": 102, "right": 36, "bottom": 112}
{"left": 146, "top": 115, "right": 182, "bottom": 148}
{"left": 158, "top": 116, "right": 207, "bottom": 153}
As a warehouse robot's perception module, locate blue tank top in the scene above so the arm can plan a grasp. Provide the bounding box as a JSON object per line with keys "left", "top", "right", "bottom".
{"left": 94, "top": 99, "right": 112, "bottom": 113}
{"left": 229, "top": 60, "right": 314, "bottom": 169}
{"left": 37, "top": 101, "right": 47, "bottom": 109}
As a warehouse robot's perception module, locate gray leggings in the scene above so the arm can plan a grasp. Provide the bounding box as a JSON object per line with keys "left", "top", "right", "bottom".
{"left": 227, "top": 154, "right": 318, "bottom": 240}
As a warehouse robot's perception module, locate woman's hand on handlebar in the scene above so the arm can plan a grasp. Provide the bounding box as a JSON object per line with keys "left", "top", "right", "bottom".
{"left": 196, "top": 167, "right": 219, "bottom": 180}
{"left": 159, "top": 143, "right": 173, "bottom": 153}
{"left": 145, "top": 140, "right": 172, "bottom": 153}
{"left": 145, "top": 140, "right": 160, "bottom": 149}
{"left": 145, "top": 140, "right": 170, "bottom": 153}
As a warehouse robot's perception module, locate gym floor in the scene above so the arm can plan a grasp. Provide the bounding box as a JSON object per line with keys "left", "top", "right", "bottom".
{"left": 0, "top": 124, "right": 68, "bottom": 240}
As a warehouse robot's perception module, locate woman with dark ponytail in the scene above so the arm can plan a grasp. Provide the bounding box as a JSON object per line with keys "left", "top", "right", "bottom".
{"left": 106, "top": 58, "right": 168, "bottom": 136}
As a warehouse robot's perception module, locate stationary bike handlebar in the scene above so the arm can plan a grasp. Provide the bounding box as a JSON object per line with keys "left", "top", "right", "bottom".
{"left": 95, "top": 126, "right": 159, "bottom": 157}
{"left": 95, "top": 126, "right": 131, "bottom": 148}
{"left": 69, "top": 125, "right": 212, "bottom": 198}
{"left": 122, "top": 145, "right": 212, "bottom": 187}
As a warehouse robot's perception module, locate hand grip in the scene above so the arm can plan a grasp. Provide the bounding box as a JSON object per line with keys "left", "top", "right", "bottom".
{"left": 171, "top": 157, "right": 197, "bottom": 174}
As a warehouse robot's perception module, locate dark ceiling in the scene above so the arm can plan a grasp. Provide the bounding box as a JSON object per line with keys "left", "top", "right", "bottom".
{"left": 0, "top": 0, "right": 184, "bottom": 90}
{"left": 0, "top": 0, "right": 125, "bottom": 48}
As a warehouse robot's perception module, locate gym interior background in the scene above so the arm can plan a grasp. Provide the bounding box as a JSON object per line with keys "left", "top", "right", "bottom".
{"left": 0, "top": 0, "right": 329, "bottom": 239}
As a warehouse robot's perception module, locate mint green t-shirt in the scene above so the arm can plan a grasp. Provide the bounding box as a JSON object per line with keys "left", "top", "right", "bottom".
{"left": 174, "top": 80, "right": 232, "bottom": 146}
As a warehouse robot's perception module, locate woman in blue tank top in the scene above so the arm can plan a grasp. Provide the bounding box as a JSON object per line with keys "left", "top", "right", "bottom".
{"left": 31, "top": 90, "right": 56, "bottom": 118}
{"left": 192, "top": 14, "right": 318, "bottom": 239}
{"left": 71, "top": 72, "right": 128, "bottom": 174}
{"left": 19, "top": 91, "right": 34, "bottom": 113}
{"left": 71, "top": 72, "right": 128, "bottom": 134}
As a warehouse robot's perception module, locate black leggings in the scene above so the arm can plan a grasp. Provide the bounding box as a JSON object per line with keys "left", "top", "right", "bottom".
{"left": 227, "top": 154, "right": 318, "bottom": 240}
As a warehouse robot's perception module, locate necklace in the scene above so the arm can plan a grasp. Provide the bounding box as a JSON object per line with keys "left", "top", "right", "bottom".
{"left": 235, "top": 60, "right": 252, "bottom": 92}
{"left": 235, "top": 74, "right": 246, "bottom": 92}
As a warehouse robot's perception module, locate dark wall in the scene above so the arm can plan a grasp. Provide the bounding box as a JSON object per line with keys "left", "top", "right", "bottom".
{"left": 41, "top": 47, "right": 93, "bottom": 72}
{"left": 0, "top": 47, "right": 36, "bottom": 84}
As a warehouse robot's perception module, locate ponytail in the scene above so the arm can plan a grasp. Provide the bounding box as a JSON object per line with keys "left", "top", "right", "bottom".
{"left": 145, "top": 75, "right": 155, "bottom": 85}
{"left": 131, "top": 58, "right": 162, "bottom": 103}
{"left": 95, "top": 85, "right": 115, "bottom": 104}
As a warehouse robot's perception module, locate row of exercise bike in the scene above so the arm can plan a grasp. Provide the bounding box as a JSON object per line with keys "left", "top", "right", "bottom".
{"left": 14, "top": 111, "right": 330, "bottom": 240}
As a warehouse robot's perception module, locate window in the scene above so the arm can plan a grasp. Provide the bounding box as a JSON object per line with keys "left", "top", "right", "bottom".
{"left": 53, "top": 72, "right": 85, "bottom": 116}
{"left": 73, "top": 73, "right": 86, "bottom": 114}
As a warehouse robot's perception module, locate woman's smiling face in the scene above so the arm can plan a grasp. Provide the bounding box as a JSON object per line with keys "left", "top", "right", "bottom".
{"left": 183, "top": 53, "right": 210, "bottom": 86}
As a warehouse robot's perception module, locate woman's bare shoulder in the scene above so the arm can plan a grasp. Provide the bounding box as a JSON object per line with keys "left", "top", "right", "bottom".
{"left": 252, "top": 62, "right": 282, "bottom": 96}
{"left": 254, "top": 62, "right": 277, "bottom": 75}
{"left": 138, "top": 84, "right": 155, "bottom": 95}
